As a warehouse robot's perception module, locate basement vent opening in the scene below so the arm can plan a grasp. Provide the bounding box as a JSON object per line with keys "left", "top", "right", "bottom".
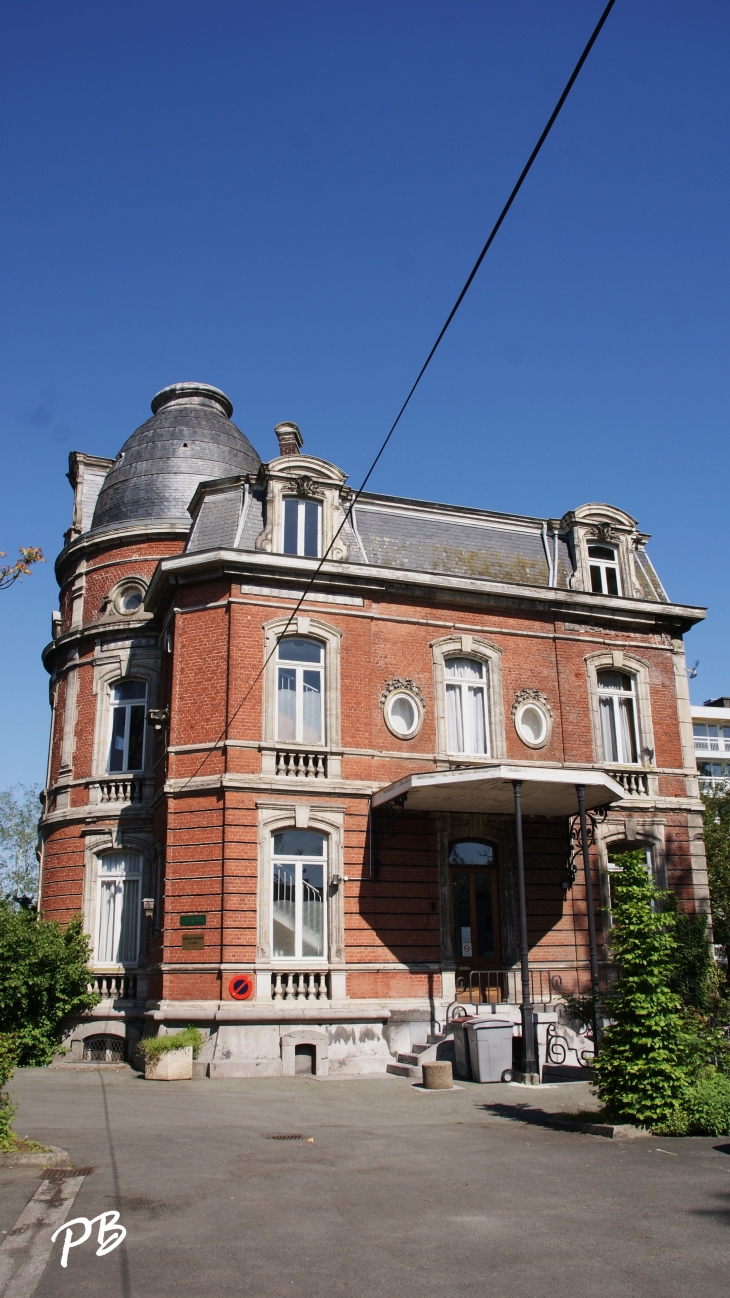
{"left": 266, "top": 1134, "right": 305, "bottom": 1141}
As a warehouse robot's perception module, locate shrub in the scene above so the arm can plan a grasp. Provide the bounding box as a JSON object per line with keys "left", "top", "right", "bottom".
{"left": 702, "top": 788, "right": 730, "bottom": 954}
{"left": 594, "top": 851, "right": 689, "bottom": 1127}
{"left": 657, "top": 1069, "right": 730, "bottom": 1137}
{"left": 0, "top": 1032, "right": 18, "bottom": 1151}
{"left": 665, "top": 899, "right": 712, "bottom": 1013}
{"left": 0, "top": 902, "right": 98, "bottom": 1065}
{"left": 137, "top": 1026, "right": 203, "bottom": 1063}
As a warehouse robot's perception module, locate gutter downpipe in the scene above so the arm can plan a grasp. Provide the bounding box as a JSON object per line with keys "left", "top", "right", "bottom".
{"left": 576, "top": 784, "right": 602, "bottom": 1049}
{"left": 513, "top": 780, "right": 538, "bottom": 1083}
{"left": 541, "top": 522, "right": 554, "bottom": 587}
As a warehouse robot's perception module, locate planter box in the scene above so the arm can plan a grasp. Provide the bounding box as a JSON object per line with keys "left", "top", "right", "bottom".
{"left": 144, "top": 1046, "right": 193, "bottom": 1081}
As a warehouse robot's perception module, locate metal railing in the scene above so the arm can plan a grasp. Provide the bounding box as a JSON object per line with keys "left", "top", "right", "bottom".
{"left": 453, "top": 966, "right": 599, "bottom": 1008}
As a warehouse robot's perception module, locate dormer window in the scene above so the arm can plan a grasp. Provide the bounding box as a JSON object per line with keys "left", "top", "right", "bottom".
{"left": 588, "top": 544, "right": 621, "bottom": 596}
{"left": 283, "top": 498, "right": 321, "bottom": 558}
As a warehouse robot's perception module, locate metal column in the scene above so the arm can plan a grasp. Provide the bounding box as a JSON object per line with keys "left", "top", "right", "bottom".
{"left": 575, "top": 783, "right": 601, "bottom": 1049}
{"left": 513, "top": 780, "right": 538, "bottom": 1080}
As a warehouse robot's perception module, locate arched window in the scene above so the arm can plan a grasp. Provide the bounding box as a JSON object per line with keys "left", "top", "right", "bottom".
{"left": 588, "top": 544, "right": 621, "bottom": 596}
{"left": 96, "top": 851, "right": 142, "bottom": 966}
{"left": 445, "top": 658, "right": 488, "bottom": 755}
{"left": 597, "top": 670, "right": 638, "bottom": 763}
{"left": 283, "top": 498, "right": 321, "bottom": 557}
{"left": 271, "top": 829, "right": 327, "bottom": 960}
{"left": 277, "top": 638, "right": 324, "bottom": 744}
{"left": 108, "top": 680, "right": 147, "bottom": 772}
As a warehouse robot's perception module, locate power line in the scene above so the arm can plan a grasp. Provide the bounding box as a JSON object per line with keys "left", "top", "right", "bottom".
{"left": 179, "top": 0, "right": 617, "bottom": 790}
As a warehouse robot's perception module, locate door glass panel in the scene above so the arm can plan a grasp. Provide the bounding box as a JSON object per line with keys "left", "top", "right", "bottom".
{"left": 303, "top": 501, "right": 320, "bottom": 557}
{"left": 451, "top": 871, "right": 471, "bottom": 957}
{"left": 302, "top": 670, "right": 322, "bottom": 743}
{"left": 283, "top": 499, "right": 298, "bottom": 554}
{"left": 277, "top": 668, "right": 297, "bottom": 741}
{"left": 109, "top": 707, "right": 127, "bottom": 772}
{"left": 273, "top": 864, "right": 296, "bottom": 956}
{"left": 301, "top": 865, "right": 324, "bottom": 957}
{"left": 449, "top": 841, "right": 494, "bottom": 867}
{"left": 474, "top": 872, "right": 495, "bottom": 957}
{"left": 127, "top": 705, "right": 145, "bottom": 770}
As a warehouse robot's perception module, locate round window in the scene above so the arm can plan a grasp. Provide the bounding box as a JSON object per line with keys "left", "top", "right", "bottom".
{"left": 384, "top": 691, "right": 421, "bottom": 739}
{"left": 514, "top": 701, "right": 549, "bottom": 748}
{"left": 118, "top": 587, "right": 144, "bottom": 615}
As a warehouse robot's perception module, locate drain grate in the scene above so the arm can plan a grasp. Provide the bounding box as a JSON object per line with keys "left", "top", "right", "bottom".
{"left": 266, "top": 1133, "right": 305, "bottom": 1141}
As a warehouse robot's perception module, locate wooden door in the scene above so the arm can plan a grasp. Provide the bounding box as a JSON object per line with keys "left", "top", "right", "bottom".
{"left": 449, "top": 840, "right": 502, "bottom": 1003}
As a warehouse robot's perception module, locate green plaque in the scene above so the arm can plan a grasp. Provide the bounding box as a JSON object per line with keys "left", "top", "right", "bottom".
{"left": 180, "top": 914, "right": 206, "bottom": 927}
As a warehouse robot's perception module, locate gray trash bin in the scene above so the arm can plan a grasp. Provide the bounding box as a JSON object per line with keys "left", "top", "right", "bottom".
{"left": 450, "top": 1019, "right": 476, "bottom": 1080}
{"left": 466, "top": 1021, "right": 514, "bottom": 1083}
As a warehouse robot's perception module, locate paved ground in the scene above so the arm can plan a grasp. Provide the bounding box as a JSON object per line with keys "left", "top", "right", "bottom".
{"left": 2, "top": 1067, "right": 729, "bottom": 1298}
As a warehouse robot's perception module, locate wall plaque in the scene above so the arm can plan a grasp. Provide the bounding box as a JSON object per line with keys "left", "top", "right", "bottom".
{"left": 181, "top": 933, "right": 205, "bottom": 951}
{"left": 180, "top": 914, "right": 206, "bottom": 927}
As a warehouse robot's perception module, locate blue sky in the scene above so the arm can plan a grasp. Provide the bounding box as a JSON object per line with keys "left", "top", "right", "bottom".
{"left": 1, "top": 1, "right": 728, "bottom": 789}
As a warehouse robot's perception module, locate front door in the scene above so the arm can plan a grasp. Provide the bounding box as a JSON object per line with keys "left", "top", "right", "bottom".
{"left": 449, "top": 840, "right": 502, "bottom": 1003}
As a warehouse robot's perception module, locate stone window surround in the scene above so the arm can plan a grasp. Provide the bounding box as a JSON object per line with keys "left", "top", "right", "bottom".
{"left": 81, "top": 828, "right": 153, "bottom": 971}
{"left": 254, "top": 801, "right": 346, "bottom": 1001}
{"left": 260, "top": 614, "right": 342, "bottom": 778}
{"left": 91, "top": 646, "right": 160, "bottom": 780}
{"left": 430, "top": 634, "right": 506, "bottom": 760}
{"left": 254, "top": 454, "right": 350, "bottom": 562}
{"left": 562, "top": 505, "right": 646, "bottom": 599}
{"left": 584, "top": 649, "right": 655, "bottom": 768}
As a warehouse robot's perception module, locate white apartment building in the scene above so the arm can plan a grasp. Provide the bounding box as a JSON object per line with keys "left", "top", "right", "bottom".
{"left": 692, "top": 696, "right": 730, "bottom": 789}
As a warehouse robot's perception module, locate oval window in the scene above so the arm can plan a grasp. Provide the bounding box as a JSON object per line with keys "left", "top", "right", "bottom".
{"left": 514, "top": 700, "right": 550, "bottom": 748}
{"left": 384, "top": 691, "right": 421, "bottom": 739}
{"left": 120, "top": 589, "right": 143, "bottom": 613}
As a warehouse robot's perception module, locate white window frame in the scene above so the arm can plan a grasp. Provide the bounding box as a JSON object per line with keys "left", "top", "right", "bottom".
{"left": 597, "top": 670, "right": 639, "bottom": 764}
{"left": 587, "top": 544, "right": 622, "bottom": 596}
{"left": 95, "top": 851, "right": 142, "bottom": 967}
{"left": 276, "top": 639, "right": 325, "bottom": 745}
{"left": 585, "top": 651, "right": 655, "bottom": 770}
{"left": 444, "top": 657, "right": 489, "bottom": 756}
{"left": 282, "top": 497, "right": 322, "bottom": 558}
{"left": 271, "top": 831, "right": 328, "bottom": 962}
{"left": 431, "top": 635, "right": 505, "bottom": 760}
{"left": 107, "top": 679, "right": 147, "bottom": 773}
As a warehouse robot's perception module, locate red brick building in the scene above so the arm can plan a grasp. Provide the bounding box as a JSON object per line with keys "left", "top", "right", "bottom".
{"left": 39, "top": 382, "right": 710, "bottom": 1078}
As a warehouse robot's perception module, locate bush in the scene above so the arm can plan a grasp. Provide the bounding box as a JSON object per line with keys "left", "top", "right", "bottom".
{"left": 0, "top": 1033, "right": 18, "bottom": 1151}
{"left": 0, "top": 902, "right": 98, "bottom": 1065}
{"left": 657, "top": 1070, "right": 730, "bottom": 1137}
{"left": 137, "top": 1026, "right": 203, "bottom": 1063}
{"left": 594, "top": 851, "right": 689, "bottom": 1127}
{"left": 702, "top": 788, "right": 730, "bottom": 954}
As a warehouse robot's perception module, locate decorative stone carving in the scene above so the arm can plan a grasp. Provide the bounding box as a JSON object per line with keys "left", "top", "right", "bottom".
{"left": 380, "top": 678, "right": 425, "bottom": 709}
{"left": 589, "top": 522, "right": 620, "bottom": 544}
{"left": 287, "top": 475, "right": 321, "bottom": 498}
{"left": 510, "top": 688, "right": 553, "bottom": 722}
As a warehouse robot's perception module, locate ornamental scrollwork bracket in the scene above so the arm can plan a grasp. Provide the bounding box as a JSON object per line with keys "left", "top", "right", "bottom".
{"left": 565, "top": 805, "right": 608, "bottom": 889}
{"left": 510, "top": 687, "right": 553, "bottom": 722}
{"left": 379, "top": 677, "right": 425, "bottom": 709}
{"left": 589, "top": 522, "right": 620, "bottom": 545}
{"left": 288, "top": 475, "right": 321, "bottom": 498}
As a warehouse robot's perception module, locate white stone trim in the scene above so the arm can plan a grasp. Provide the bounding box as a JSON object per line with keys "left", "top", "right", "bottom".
{"left": 254, "top": 802, "right": 346, "bottom": 994}
{"left": 90, "top": 644, "right": 160, "bottom": 779}
{"left": 261, "top": 614, "right": 342, "bottom": 776}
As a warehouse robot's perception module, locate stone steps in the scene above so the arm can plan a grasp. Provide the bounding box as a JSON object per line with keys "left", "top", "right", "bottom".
{"left": 386, "top": 1031, "right": 451, "bottom": 1079}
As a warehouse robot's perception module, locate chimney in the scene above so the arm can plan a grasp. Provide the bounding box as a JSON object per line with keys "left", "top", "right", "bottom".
{"left": 274, "top": 422, "right": 303, "bottom": 456}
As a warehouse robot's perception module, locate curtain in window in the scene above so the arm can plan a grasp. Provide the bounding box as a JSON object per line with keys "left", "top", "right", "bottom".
{"left": 97, "top": 877, "right": 140, "bottom": 963}
{"left": 302, "top": 671, "right": 322, "bottom": 743}
{"left": 277, "top": 668, "right": 297, "bottom": 741}
{"left": 468, "top": 687, "right": 487, "bottom": 753}
{"left": 446, "top": 685, "right": 464, "bottom": 752}
{"left": 618, "top": 698, "right": 638, "bottom": 763}
{"left": 599, "top": 696, "right": 619, "bottom": 762}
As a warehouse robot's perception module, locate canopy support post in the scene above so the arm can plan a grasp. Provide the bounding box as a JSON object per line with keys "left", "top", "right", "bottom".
{"left": 513, "top": 780, "right": 538, "bottom": 1083}
{"left": 575, "top": 783, "right": 601, "bottom": 1050}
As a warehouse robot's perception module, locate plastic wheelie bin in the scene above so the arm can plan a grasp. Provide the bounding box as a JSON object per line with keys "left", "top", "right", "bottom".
{"left": 450, "top": 1019, "right": 476, "bottom": 1080}
{"left": 466, "top": 1020, "right": 514, "bottom": 1083}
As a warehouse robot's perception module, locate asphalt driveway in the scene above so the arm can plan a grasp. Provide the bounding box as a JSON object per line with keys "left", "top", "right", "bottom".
{"left": 2, "top": 1067, "right": 729, "bottom": 1298}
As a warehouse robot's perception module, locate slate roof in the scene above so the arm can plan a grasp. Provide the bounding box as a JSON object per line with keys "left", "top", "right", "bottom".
{"left": 90, "top": 384, "right": 261, "bottom": 532}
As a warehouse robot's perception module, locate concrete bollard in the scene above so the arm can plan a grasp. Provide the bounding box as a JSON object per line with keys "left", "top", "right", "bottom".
{"left": 422, "top": 1061, "right": 453, "bottom": 1089}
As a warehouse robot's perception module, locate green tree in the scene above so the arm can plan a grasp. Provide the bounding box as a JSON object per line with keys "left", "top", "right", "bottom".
{"left": 0, "top": 902, "right": 98, "bottom": 1066}
{"left": 0, "top": 785, "right": 41, "bottom": 901}
{"left": 594, "top": 851, "right": 689, "bottom": 1127}
{"left": 702, "top": 787, "right": 730, "bottom": 954}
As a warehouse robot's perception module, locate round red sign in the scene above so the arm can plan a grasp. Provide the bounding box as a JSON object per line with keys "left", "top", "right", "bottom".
{"left": 229, "top": 974, "right": 254, "bottom": 1001}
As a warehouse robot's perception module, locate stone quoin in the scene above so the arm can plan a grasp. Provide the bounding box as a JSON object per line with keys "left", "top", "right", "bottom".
{"left": 38, "top": 382, "right": 710, "bottom": 1078}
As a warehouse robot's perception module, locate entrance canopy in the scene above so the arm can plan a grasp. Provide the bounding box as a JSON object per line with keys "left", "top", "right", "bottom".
{"left": 372, "top": 764, "right": 625, "bottom": 818}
